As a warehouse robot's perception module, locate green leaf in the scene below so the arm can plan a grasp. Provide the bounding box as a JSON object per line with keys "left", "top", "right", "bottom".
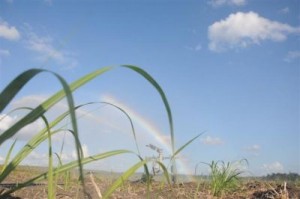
{"left": 1, "top": 139, "right": 17, "bottom": 174}
{"left": 173, "top": 131, "right": 205, "bottom": 158}
{"left": 1, "top": 150, "right": 133, "bottom": 197}
{"left": 121, "top": 65, "right": 177, "bottom": 182}
{"left": 103, "top": 159, "right": 149, "bottom": 198}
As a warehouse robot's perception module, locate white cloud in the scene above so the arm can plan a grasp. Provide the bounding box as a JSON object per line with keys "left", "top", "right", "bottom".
{"left": 11, "top": 95, "right": 76, "bottom": 114}
{"left": 209, "top": 0, "right": 246, "bottom": 7}
{"left": 21, "top": 144, "right": 89, "bottom": 166}
{"left": 72, "top": 144, "right": 89, "bottom": 158}
{"left": 0, "top": 49, "right": 10, "bottom": 57}
{"left": 25, "top": 30, "right": 77, "bottom": 69}
{"left": 245, "top": 144, "right": 260, "bottom": 152}
{"left": 22, "top": 150, "right": 48, "bottom": 166}
{"left": 1, "top": 95, "right": 71, "bottom": 141}
{"left": 200, "top": 135, "right": 224, "bottom": 145}
{"left": 0, "top": 113, "right": 45, "bottom": 141}
{"left": 0, "top": 20, "right": 20, "bottom": 41}
{"left": 10, "top": 94, "right": 118, "bottom": 130}
{"left": 82, "top": 144, "right": 89, "bottom": 157}
{"left": 263, "top": 161, "right": 284, "bottom": 173}
{"left": 244, "top": 144, "right": 261, "bottom": 156}
{"left": 11, "top": 95, "right": 48, "bottom": 108}
{"left": 26, "top": 32, "right": 64, "bottom": 61}
{"left": 16, "top": 119, "right": 46, "bottom": 140}
{"left": 208, "top": 12, "right": 300, "bottom": 52}
{"left": 27, "top": 150, "right": 47, "bottom": 160}
{"left": 23, "top": 149, "right": 78, "bottom": 166}
{"left": 284, "top": 51, "right": 300, "bottom": 62}
{"left": 279, "top": 7, "right": 290, "bottom": 14}
{"left": 0, "top": 114, "right": 16, "bottom": 131}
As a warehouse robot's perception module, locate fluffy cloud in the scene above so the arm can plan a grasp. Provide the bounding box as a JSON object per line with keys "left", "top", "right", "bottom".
{"left": 284, "top": 51, "right": 300, "bottom": 62}
{"left": 11, "top": 95, "right": 49, "bottom": 108}
{"left": 244, "top": 144, "right": 261, "bottom": 156}
{"left": 26, "top": 31, "right": 64, "bottom": 62}
{"left": 1, "top": 95, "right": 71, "bottom": 141}
{"left": 263, "top": 161, "right": 284, "bottom": 173}
{"left": 26, "top": 151, "right": 48, "bottom": 164}
{"left": 0, "top": 113, "right": 45, "bottom": 141}
{"left": 16, "top": 119, "right": 46, "bottom": 140}
{"left": 0, "top": 114, "right": 16, "bottom": 131}
{"left": 209, "top": 0, "right": 246, "bottom": 7}
{"left": 245, "top": 144, "right": 260, "bottom": 151}
{"left": 22, "top": 148, "right": 85, "bottom": 166}
{"left": 208, "top": 12, "right": 300, "bottom": 52}
{"left": 279, "top": 7, "right": 290, "bottom": 14}
{"left": 200, "top": 135, "right": 224, "bottom": 145}
{"left": 0, "top": 20, "right": 20, "bottom": 41}
{"left": 25, "top": 30, "right": 77, "bottom": 69}
{"left": 72, "top": 144, "right": 89, "bottom": 158}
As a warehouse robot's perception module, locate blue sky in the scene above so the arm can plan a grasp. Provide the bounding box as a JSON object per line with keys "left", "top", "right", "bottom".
{"left": 0, "top": 0, "right": 299, "bottom": 176}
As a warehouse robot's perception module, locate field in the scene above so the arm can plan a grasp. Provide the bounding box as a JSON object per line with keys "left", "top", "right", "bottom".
{"left": 0, "top": 165, "right": 299, "bottom": 199}
{"left": 1, "top": 66, "right": 299, "bottom": 199}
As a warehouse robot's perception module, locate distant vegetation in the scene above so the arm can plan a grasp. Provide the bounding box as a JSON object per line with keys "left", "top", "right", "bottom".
{"left": 263, "top": 173, "right": 300, "bottom": 182}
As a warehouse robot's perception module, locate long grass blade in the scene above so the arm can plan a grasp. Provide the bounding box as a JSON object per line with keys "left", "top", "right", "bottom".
{"left": 0, "top": 108, "right": 75, "bottom": 182}
{"left": 121, "top": 65, "right": 176, "bottom": 181}
{"left": 100, "top": 101, "right": 140, "bottom": 155}
{"left": 0, "top": 102, "right": 118, "bottom": 183}
{"left": 0, "top": 69, "right": 41, "bottom": 113}
{"left": 0, "top": 69, "right": 85, "bottom": 189}
{"left": 172, "top": 131, "right": 205, "bottom": 158}
{"left": 1, "top": 149, "right": 133, "bottom": 197}
{"left": 0, "top": 65, "right": 177, "bottom": 197}
{"left": 155, "top": 161, "right": 171, "bottom": 185}
{"left": 103, "top": 159, "right": 149, "bottom": 199}
{"left": 121, "top": 65, "right": 174, "bottom": 151}
{"left": 0, "top": 67, "right": 113, "bottom": 189}
{"left": 1, "top": 139, "right": 17, "bottom": 173}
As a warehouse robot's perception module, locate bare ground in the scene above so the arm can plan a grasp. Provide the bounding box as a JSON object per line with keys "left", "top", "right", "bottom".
{"left": 0, "top": 167, "right": 299, "bottom": 199}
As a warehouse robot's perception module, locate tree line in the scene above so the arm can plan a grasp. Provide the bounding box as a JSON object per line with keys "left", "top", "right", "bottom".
{"left": 264, "top": 173, "right": 300, "bottom": 181}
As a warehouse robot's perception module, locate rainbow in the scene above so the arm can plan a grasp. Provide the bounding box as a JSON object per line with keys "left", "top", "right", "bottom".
{"left": 101, "top": 94, "right": 194, "bottom": 180}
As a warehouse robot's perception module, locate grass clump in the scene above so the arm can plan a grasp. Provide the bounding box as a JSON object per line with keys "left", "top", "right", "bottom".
{"left": 204, "top": 159, "right": 248, "bottom": 197}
